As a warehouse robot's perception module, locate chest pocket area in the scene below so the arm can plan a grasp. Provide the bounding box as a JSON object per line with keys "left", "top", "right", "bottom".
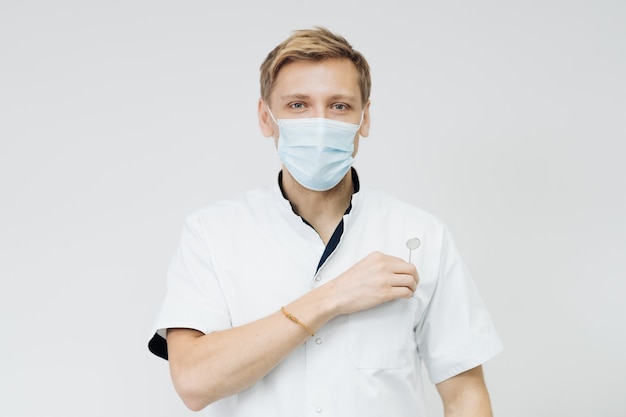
{"left": 347, "top": 298, "right": 418, "bottom": 369}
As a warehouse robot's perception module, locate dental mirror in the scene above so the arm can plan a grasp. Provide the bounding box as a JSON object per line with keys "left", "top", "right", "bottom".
{"left": 406, "top": 237, "right": 421, "bottom": 262}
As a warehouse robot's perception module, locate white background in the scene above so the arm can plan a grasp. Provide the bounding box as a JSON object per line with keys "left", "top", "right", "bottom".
{"left": 1, "top": 1, "right": 624, "bottom": 416}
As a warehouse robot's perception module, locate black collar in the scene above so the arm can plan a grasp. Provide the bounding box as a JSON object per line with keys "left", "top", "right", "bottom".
{"left": 277, "top": 167, "right": 361, "bottom": 200}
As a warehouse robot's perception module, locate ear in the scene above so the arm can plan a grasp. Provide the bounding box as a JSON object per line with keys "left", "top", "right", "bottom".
{"left": 258, "top": 99, "right": 275, "bottom": 137}
{"left": 358, "top": 100, "right": 371, "bottom": 137}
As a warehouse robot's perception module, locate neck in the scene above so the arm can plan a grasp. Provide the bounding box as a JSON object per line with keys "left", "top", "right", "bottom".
{"left": 281, "top": 168, "right": 353, "bottom": 244}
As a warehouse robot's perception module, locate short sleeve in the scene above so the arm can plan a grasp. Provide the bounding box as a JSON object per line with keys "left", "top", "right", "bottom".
{"left": 148, "top": 212, "right": 231, "bottom": 360}
{"left": 416, "top": 226, "right": 503, "bottom": 384}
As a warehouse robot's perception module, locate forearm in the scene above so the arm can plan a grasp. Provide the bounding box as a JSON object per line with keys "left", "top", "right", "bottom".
{"left": 443, "top": 391, "right": 493, "bottom": 417}
{"left": 168, "top": 284, "right": 338, "bottom": 410}
{"left": 437, "top": 366, "right": 493, "bottom": 417}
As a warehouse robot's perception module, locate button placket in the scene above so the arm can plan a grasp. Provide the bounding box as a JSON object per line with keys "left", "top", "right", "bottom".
{"left": 305, "top": 324, "right": 335, "bottom": 417}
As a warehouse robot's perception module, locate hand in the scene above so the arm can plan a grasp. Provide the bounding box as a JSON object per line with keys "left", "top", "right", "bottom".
{"left": 327, "top": 251, "right": 419, "bottom": 316}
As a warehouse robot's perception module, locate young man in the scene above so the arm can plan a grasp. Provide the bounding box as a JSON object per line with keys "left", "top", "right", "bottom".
{"left": 149, "top": 27, "right": 502, "bottom": 416}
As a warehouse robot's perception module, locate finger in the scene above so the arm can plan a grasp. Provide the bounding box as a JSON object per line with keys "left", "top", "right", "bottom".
{"left": 365, "top": 252, "right": 418, "bottom": 282}
{"left": 392, "top": 274, "right": 418, "bottom": 292}
{"left": 387, "top": 285, "right": 415, "bottom": 300}
{"left": 391, "top": 262, "right": 418, "bottom": 282}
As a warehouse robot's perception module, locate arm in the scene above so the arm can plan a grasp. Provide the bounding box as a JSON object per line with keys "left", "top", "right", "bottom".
{"left": 167, "top": 251, "right": 418, "bottom": 411}
{"left": 436, "top": 365, "right": 494, "bottom": 417}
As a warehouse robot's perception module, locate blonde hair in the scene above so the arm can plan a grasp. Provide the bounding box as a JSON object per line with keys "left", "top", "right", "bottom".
{"left": 260, "top": 27, "right": 371, "bottom": 106}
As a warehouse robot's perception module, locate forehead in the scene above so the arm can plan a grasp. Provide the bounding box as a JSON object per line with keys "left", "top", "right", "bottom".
{"left": 272, "top": 58, "right": 361, "bottom": 100}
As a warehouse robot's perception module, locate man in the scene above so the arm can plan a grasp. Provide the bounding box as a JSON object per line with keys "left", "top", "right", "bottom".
{"left": 149, "top": 27, "right": 502, "bottom": 416}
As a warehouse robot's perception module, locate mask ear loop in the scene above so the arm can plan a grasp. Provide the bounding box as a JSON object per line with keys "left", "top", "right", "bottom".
{"left": 356, "top": 111, "right": 365, "bottom": 130}
{"left": 265, "top": 107, "right": 281, "bottom": 141}
{"left": 266, "top": 107, "right": 280, "bottom": 126}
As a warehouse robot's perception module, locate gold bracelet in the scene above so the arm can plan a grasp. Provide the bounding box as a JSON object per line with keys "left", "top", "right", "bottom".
{"left": 281, "top": 306, "right": 315, "bottom": 337}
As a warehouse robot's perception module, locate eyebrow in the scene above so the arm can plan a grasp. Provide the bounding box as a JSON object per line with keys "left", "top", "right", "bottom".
{"left": 278, "top": 93, "right": 359, "bottom": 102}
{"left": 279, "top": 94, "right": 310, "bottom": 101}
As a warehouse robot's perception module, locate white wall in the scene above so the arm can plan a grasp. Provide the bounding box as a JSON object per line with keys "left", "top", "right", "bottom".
{"left": 1, "top": 1, "right": 624, "bottom": 416}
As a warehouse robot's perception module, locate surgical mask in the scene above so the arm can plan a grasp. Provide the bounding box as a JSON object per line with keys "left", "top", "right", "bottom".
{"left": 268, "top": 109, "right": 363, "bottom": 191}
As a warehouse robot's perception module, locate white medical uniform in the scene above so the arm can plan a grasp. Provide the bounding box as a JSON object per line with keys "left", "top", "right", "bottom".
{"left": 149, "top": 173, "right": 502, "bottom": 417}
